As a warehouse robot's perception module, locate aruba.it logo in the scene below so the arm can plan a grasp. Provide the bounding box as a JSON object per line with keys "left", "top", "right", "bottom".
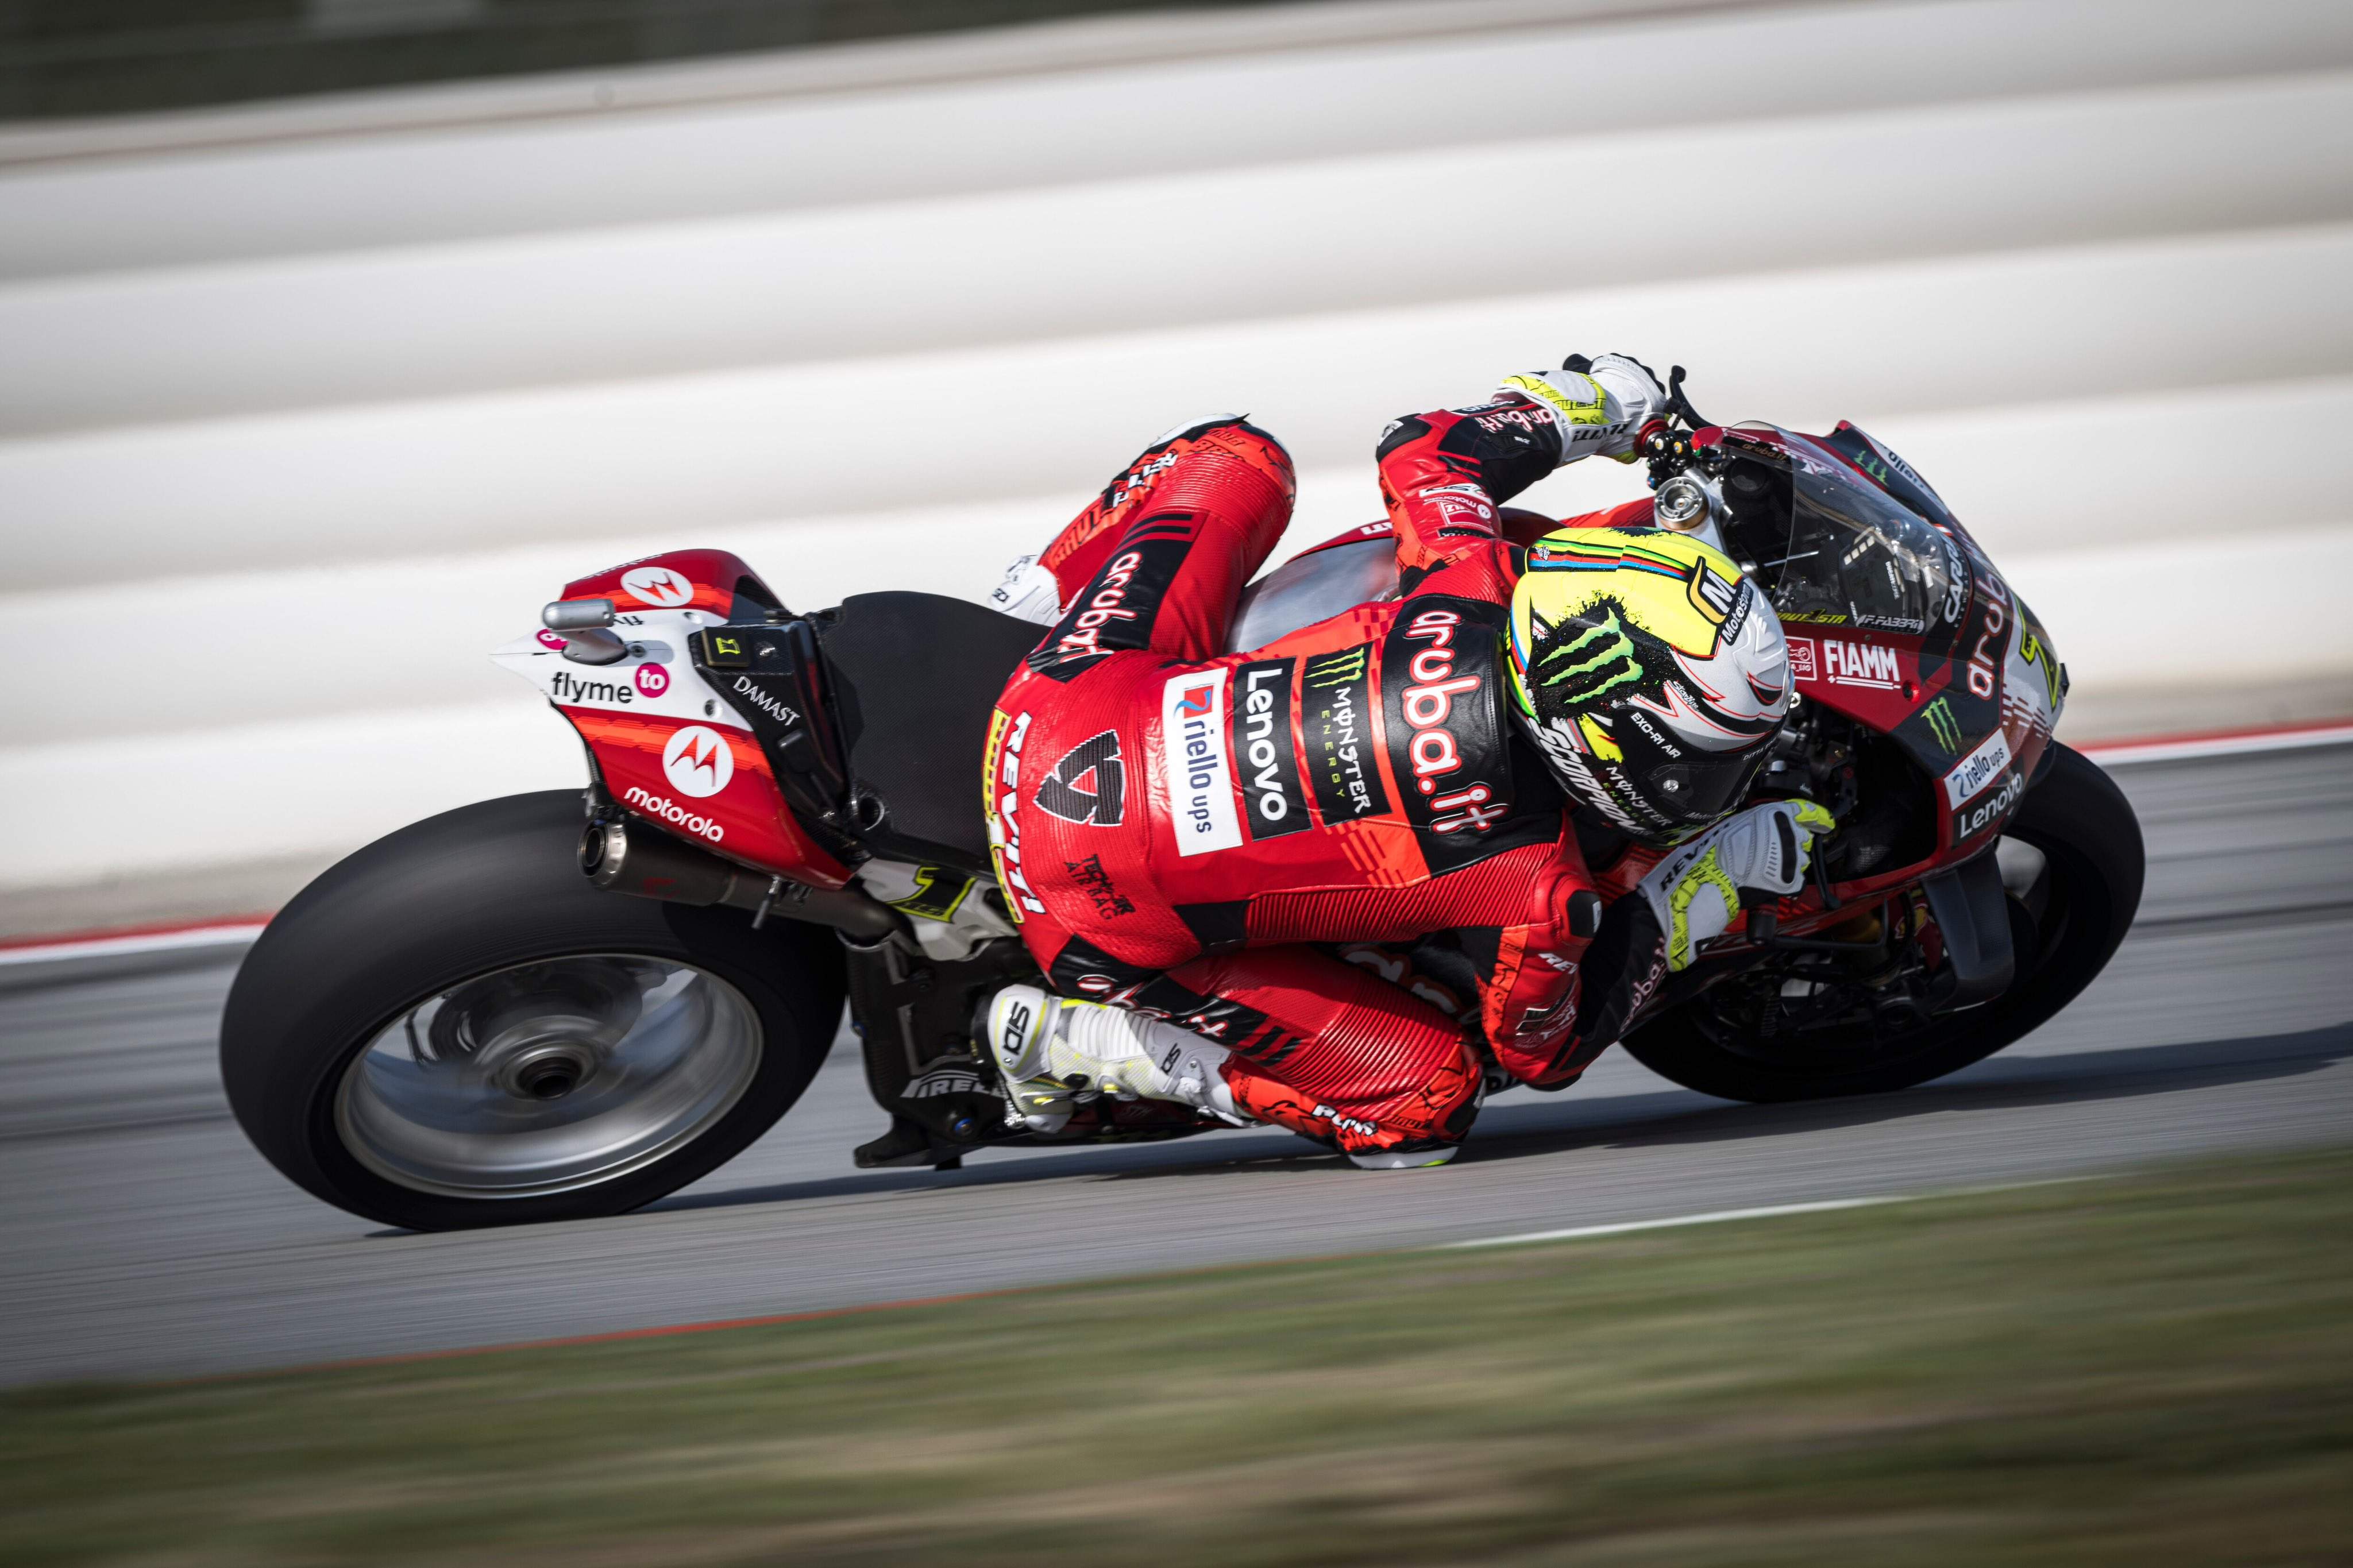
{"left": 662, "top": 725, "right": 734, "bottom": 798}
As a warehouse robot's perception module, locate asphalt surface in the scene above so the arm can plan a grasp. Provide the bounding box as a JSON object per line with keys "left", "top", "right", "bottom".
{"left": 3, "top": 741, "right": 2348, "bottom": 1385}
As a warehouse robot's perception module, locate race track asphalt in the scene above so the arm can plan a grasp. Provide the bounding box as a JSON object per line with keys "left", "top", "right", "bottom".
{"left": 3, "top": 740, "right": 2348, "bottom": 1385}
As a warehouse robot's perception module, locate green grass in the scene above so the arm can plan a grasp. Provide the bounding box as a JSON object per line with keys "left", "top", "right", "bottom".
{"left": 7, "top": 1146, "right": 2353, "bottom": 1567}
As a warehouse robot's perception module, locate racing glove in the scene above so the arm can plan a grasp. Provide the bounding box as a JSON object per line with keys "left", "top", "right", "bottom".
{"left": 1637, "top": 800, "right": 1837, "bottom": 972}
{"left": 1498, "top": 353, "right": 1670, "bottom": 462}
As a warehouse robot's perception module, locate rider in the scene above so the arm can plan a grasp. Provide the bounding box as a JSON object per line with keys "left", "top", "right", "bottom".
{"left": 978, "top": 354, "right": 1833, "bottom": 1167}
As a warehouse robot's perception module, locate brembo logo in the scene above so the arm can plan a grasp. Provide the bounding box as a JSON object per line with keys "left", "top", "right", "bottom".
{"left": 623, "top": 786, "right": 723, "bottom": 843}
{"left": 662, "top": 725, "right": 734, "bottom": 798}
{"left": 620, "top": 566, "right": 696, "bottom": 608}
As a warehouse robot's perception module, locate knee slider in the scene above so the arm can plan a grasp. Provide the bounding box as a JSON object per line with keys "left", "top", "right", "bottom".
{"left": 1205, "top": 419, "right": 1294, "bottom": 484}
{"left": 1159, "top": 415, "right": 1293, "bottom": 484}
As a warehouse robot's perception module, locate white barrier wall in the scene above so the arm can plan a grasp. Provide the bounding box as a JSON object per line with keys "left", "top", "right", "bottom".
{"left": 3, "top": 0, "right": 2350, "bottom": 890}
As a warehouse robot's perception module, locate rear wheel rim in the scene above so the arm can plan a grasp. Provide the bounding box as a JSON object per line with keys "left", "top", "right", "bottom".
{"left": 333, "top": 953, "right": 763, "bottom": 1200}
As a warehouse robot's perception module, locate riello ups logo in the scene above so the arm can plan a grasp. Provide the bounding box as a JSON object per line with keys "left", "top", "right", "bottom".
{"left": 1162, "top": 670, "right": 1243, "bottom": 856}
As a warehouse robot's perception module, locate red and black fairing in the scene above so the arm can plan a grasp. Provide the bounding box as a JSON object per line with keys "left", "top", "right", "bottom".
{"left": 1696, "top": 423, "right": 2054, "bottom": 879}
{"left": 1251, "top": 417, "right": 2059, "bottom": 963}
{"left": 554, "top": 549, "right": 853, "bottom": 889}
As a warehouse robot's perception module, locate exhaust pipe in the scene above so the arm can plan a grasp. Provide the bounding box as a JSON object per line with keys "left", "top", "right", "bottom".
{"left": 581, "top": 817, "right": 901, "bottom": 942}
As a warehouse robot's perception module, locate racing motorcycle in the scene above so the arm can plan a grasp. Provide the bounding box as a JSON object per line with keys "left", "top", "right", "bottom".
{"left": 222, "top": 374, "right": 2144, "bottom": 1230}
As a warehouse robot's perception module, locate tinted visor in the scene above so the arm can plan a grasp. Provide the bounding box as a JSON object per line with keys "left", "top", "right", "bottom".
{"left": 1637, "top": 740, "right": 1772, "bottom": 829}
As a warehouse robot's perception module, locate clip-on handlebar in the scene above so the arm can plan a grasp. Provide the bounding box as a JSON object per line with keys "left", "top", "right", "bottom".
{"left": 1639, "top": 365, "right": 1718, "bottom": 491}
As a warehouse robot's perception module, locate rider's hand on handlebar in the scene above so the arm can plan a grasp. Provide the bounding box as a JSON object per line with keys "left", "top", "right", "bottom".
{"left": 1559, "top": 352, "right": 1671, "bottom": 459}
{"left": 1639, "top": 800, "right": 1838, "bottom": 972}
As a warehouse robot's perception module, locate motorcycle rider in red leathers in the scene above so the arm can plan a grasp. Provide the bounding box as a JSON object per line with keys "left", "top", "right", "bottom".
{"left": 979, "top": 355, "right": 1832, "bottom": 1167}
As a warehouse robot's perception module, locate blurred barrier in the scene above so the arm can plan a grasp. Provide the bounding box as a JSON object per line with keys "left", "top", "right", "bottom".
{"left": 0, "top": 0, "right": 1314, "bottom": 120}
{"left": 1, "top": 0, "right": 2348, "bottom": 889}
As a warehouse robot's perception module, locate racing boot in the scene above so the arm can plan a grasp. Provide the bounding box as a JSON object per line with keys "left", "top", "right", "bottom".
{"left": 980, "top": 984, "right": 1245, "bottom": 1134}
{"left": 1221, "top": 1067, "right": 1472, "bottom": 1171}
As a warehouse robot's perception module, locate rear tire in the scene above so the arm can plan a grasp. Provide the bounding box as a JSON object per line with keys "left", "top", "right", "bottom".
{"left": 222, "top": 791, "right": 846, "bottom": 1230}
{"left": 1621, "top": 742, "right": 2143, "bottom": 1102}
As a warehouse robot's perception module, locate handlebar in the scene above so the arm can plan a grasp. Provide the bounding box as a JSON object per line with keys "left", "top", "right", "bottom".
{"left": 1662, "top": 364, "right": 1711, "bottom": 431}
{"left": 1638, "top": 364, "right": 1723, "bottom": 493}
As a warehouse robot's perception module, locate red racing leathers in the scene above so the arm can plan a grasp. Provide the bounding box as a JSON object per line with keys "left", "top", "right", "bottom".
{"left": 983, "top": 380, "right": 1675, "bottom": 1159}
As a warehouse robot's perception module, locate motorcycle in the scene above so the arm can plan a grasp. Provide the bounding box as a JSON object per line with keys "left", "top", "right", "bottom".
{"left": 222, "top": 374, "right": 2145, "bottom": 1230}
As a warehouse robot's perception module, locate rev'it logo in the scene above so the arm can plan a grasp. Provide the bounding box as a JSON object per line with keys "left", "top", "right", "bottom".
{"left": 1035, "top": 731, "right": 1125, "bottom": 826}
{"left": 620, "top": 566, "right": 696, "bottom": 608}
{"left": 662, "top": 725, "right": 734, "bottom": 798}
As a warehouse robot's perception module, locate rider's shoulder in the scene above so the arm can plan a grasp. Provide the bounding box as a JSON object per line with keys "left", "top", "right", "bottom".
{"left": 1399, "top": 543, "right": 1518, "bottom": 607}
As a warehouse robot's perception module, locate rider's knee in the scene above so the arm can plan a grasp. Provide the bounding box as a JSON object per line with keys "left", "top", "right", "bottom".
{"left": 1151, "top": 414, "right": 1294, "bottom": 491}
{"left": 1206, "top": 422, "right": 1295, "bottom": 499}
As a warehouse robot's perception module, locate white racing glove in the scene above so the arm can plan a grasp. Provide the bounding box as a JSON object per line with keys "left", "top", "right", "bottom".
{"left": 1499, "top": 352, "right": 1671, "bottom": 461}
{"left": 1637, "top": 800, "right": 1837, "bottom": 972}
{"left": 1581, "top": 352, "right": 1669, "bottom": 436}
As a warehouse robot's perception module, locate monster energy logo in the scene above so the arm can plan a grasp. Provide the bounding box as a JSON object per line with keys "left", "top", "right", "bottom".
{"left": 1303, "top": 647, "right": 1370, "bottom": 688}
{"left": 1923, "top": 696, "right": 1962, "bottom": 754}
{"left": 1537, "top": 609, "right": 1642, "bottom": 705}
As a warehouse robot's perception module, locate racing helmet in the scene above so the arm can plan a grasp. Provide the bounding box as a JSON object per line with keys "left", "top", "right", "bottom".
{"left": 1506, "top": 527, "right": 1791, "bottom": 843}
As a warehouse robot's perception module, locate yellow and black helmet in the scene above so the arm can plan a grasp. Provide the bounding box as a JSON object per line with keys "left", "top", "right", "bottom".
{"left": 1507, "top": 528, "right": 1791, "bottom": 843}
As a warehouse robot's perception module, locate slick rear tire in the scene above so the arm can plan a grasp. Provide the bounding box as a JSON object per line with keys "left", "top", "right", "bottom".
{"left": 221, "top": 791, "right": 846, "bottom": 1231}
{"left": 1621, "top": 742, "right": 2143, "bottom": 1103}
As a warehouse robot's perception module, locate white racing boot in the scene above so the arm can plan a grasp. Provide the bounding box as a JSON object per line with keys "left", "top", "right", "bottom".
{"left": 981, "top": 984, "right": 1245, "bottom": 1134}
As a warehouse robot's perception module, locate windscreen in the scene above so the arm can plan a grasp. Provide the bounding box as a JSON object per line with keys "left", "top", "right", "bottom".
{"left": 1735, "top": 428, "right": 1961, "bottom": 636}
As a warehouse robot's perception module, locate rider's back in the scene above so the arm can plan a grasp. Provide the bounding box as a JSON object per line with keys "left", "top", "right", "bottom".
{"left": 993, "top": 539, "right": 1594, "bottom": 974}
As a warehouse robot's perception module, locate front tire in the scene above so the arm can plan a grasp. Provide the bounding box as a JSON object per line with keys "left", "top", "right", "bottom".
{"left": 222, "top": 792, "right": 846, "bottom": 1230}
{"left": 1621, "top": 741, "right": 2143, "bottom": 1103}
